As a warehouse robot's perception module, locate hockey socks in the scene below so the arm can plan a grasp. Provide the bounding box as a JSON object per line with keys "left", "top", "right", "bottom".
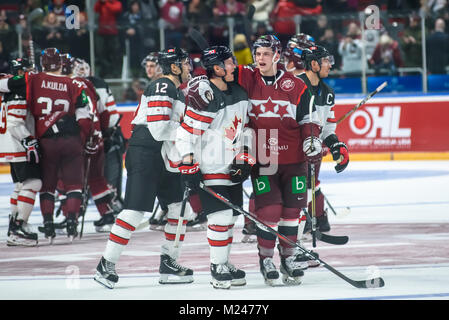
{"left": 103, "top": 209, "right": 143, "bottom": 263}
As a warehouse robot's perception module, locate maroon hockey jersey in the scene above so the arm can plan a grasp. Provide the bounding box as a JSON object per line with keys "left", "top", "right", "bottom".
{"left": 238, "top": 65, "right": 320, "bottom": 165}
{"left": 25, "top": 72, "right": 90, "bottom": 138}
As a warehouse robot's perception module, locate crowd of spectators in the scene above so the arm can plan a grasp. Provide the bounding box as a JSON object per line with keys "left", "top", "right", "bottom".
{"left": 0, "top": 0, "right": 449, "bottom": 80}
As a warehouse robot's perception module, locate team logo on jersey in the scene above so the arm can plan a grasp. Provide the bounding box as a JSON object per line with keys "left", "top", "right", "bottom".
{"left": 280, "top": 78, "right": 295, "bottom": 92}
{"left": 224, "top": 115, "right": 242, "bottom": 142}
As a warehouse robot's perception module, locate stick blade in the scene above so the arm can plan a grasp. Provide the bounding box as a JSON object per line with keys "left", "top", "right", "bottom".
{"left": 353, "top": 277, "right": 385, "bottom": 289}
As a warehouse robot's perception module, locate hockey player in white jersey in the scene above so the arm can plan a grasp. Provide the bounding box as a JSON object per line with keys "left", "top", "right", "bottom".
{"left": 176, "top": 46, "right": 254, "bottom": 289}
{"left": 0, "top": 59, "right": 41, "bottom": 246}
{"left": 94, "top": 47, "right": 193, "bottom": 289}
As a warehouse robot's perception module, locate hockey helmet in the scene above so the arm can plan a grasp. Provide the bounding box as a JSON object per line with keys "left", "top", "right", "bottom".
{"left": 40, "top": 47, "right": 61, "bottom": 72}
{"left": 201, "top": 46, "right": 234, "bottom": 70}
{"left": 158, "top": 47, "right": 190, "bottom": 75}
{"left": 301, "top": 45, "right": 334, "bottom": 70}
{"left": 73, "top": 58, "right": 90, "bottom": 78}
{"left": 287, "top": 33, "right": 315, "bottom": 49}
{"left": 60, "top": 53, "right": 75, "bottom": 75}
{"left": 283, "top": 46, "right": 305, "bottom": 70}
{"left": 253, "top": 35, "right": 282, "bottom": 56}
{"left": 141, "top": 52, "right": 159, "bottom": 68}
{"left": 10, "top": 57, "right": 32, "bottom": 75}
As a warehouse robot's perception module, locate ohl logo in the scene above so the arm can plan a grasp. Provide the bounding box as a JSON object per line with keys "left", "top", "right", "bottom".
{"left": 349, "top": 106, "right": 411, "bottom": 138}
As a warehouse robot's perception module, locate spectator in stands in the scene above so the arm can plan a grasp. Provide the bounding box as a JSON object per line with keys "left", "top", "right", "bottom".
{"left": 187, "top": 0, "right": 212, "bottom": 27}
{"left": 66, "top": 11, "right": 90, "bottom": 62}
{"left": 320, "top": 28, "right": 341, "bottom": 70}
{"left": 426, "top": 18, "right": 449, "bottom": 74}
{"left": 41, "top": 12, "right": 65, "bottom": 50}
{"left": 122, "top": 78, "right": 145, "bottom": 102}
{"left": 400, "top": 13, "right": 422, "bottom": 68}
{"left": 338, "top": 22, "right": 366, "bottom": 76}
{"left": 0, "top": 40, "right": 10, "bottom": 73}
{"left": 308, "top": 14, "right": 328, "bottom": 45}
{"left": 251, "top": 0, "right": 275, "bottom": 31}
{"left": 122, "top": 0, "right": 145, "bottom": 77}
{"left": 47, "top": 0, "right": 67, "bottom": 25}
{"left": 233, "top": 33, "right": 253, "bottom": 65}
{"left": 138, "top": 0, "right": 160, "bottom": 53}
{"left": 420, "top": 0, "right": 447, "bottom": 18}
{"left": 160, "top": 0, "right": 185, "bottom": 48}
{"left": 94, "top": 0, "right": 123, "bottom": 78}
{"left": 369, "top": 33, "right": 403, "bottom": 75}
{"left": 0, "top": 10, "right": 16, "bottom": 54}
{"left": 211, "top": 0, "right": 247, "bottom": 46}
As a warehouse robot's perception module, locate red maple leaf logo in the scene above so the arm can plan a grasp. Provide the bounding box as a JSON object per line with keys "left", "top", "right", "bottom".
{"left": 225, "top": 115, "right": 242, "bottom": 141}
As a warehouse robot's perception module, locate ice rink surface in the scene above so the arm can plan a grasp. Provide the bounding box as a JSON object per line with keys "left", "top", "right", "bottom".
{"left": 0, "top": 160, "right": 448, "bottom": 301}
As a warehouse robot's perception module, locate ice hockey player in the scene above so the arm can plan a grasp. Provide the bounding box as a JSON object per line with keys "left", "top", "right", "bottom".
{"left": 176, "top": 46, "right": 254, "bottom": 289}
{"left": 94, "top": 47, "right": 193, "bottom": 289}
{"left": 235, "top": 35, "right": 322, "bottom": 285}
{"left": 0, "top": 48, "right": 93, "bottom": 243}
{"left": 0, "top": 58, "right": 41, "bottom": 246}
{"left": 298, "top": 45, "right": 349, "bottom": 236}
{"left": 60, "top": 53, "right": 118, "bottom": 232}
{"left": 141, "top": 52, "right": 162, "bottom": 82}
{"left": 72, "top": 58, "right": 125, "bottom": 212}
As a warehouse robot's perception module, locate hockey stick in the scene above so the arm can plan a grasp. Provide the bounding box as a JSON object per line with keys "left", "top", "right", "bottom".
{"left": 174, "top": 187, "right": 191, "bottom": 248}
{"left": 200, "top": 182, "right": 385, "bottom": 288}
{"left": 323, "top": 192, "right": 351, "bottom": 218}
{"left": 303, "top": 209, "right": 349, "bottom": 245}
{"left": 336, "top": 81, "right": 387, "bottom": 124}
{"left": 188, "top": 28, "right": 209, "bottom": 50}
{"left": 308, "top": 95, "right": 318, "bottom": 248}
{"left": 79, "top": 154, "right": 91, "bottom": 238}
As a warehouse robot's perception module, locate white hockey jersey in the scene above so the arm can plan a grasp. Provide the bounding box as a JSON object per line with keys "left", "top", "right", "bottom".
{"left": 176, "top": 81, "right": 254, "bottom": 186}
{"left": 0, "top": 92, "right": 34, "bottom": 163}
{"left": 131, "top": 77, "right": 185, "bottom": 172}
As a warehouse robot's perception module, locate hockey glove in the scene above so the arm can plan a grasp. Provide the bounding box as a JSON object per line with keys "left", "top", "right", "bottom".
{"left": 187, "top": 75, "right": 214, "bottom": 110}
{"left": 85, "top": 131, "right": 101, "bottom": 155}
{"left": 303, "top": 136, "right": 322, "bottom": 162}
{"left": 178, "top": 162, "right": 203, "bottom": 191}
{"left": 230, "top": 151, "right": 256, "bottom": 183}
{"left": 329, "top": 141, "right": 349, "bottom": 173}
{"left": 21, "top": 136, "right": 41, "bottom": 164}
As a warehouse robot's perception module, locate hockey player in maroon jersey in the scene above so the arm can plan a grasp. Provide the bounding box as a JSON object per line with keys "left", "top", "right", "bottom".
{"left": 176, "top": 46, "right": 254, "bottom": 289}
{"left": 235, "top": 35, "right": 323, "bottom": 285}
{"left": 60, "top": 53, "right": 118, "bottom": 232}
{"left": 94, "top": 47, "right": 193, "bottom": 289}
{"left": 0, "top": 59, "right": 41, "bottom": 246}
{"left": 0, "top": 48, "right": 94, "bottom": 242}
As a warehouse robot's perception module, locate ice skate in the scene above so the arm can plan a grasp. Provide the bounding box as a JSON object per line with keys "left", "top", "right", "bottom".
{"left": 295, "top": 248, "right": 320, "bottom": 268}
{"left": 210, "top": 263, "right": 232, "bottom": 289}
{"left": 159, "top": 254, "right": 194, "bottom": 284}
{"left": 241, "top": 221, "right": 257, "bottom": 243}
{"left": 186, "top": 212, "right": 207, "bottom": 232}
{"left": 94, "top": 257, "right": 119, "bottom": 289}
{"left": 94, "top": 212, "right": 115, "bottom": 232}
{"left": 280, "top": 255, "right": 305, "bottom": 285}
{"left": 225, "top": 262, "right": 246, "bottom": 286}
{"left": 66, "top": 219, "right": 78, "bottom": 242}
{"left": 259, "top": 257, "right": 279, "bottom": 286}
{"left": 7, "top": 218, "right": 38, "bottom": 247}
{"left": 38, "top": 221, "right": 56, "bottom": 244}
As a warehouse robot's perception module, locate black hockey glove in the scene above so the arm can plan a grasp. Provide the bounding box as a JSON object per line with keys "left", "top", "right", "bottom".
{"left": 229, "top": 151, "right": 256, "bottom": 183}
{"left": 329, "top": 141, "right": 349, "bottom": 173}
{"left": 21, "top": 136, "right": 41, "bottom": 164}
{"left": 178, "top": 162, "right": 203, "bottom": 191}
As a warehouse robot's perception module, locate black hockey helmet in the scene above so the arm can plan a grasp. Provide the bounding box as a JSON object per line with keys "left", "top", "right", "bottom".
{"left": 158, "top": 47, "right": 189, "bottom": 75}
{"left": 201, "top": 46, "right": 234, "bottom": 70}
{"left": 40, "top": 47, "right": 61, "bottom": 72}
{"left": 10, "top": 57, "right": 32, "bottom": 75}
{"left": 301, "top": 45, "right": 334, "bottom": 70}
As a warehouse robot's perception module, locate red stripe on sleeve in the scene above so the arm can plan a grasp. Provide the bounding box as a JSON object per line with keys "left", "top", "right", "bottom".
{"left": 147, "top": 115, "right": 170, "bottom": 122}
{"left": 148, "top": 101, "right": 172, "bottom": 108}
{"left": 181, "top": 122, "right": 204, "bottom": 135}
{"left": 186, "top": 110, "right": 214, "bottom": 123}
